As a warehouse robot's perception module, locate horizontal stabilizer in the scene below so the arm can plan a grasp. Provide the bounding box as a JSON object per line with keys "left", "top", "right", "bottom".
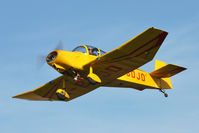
{"left": 150, "top": 64, "right": 187, "bottom": 78}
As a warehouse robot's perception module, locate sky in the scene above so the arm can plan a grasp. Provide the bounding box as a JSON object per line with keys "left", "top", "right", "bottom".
{"left": 0, "top": 0, "right": 198, "bottom": 132}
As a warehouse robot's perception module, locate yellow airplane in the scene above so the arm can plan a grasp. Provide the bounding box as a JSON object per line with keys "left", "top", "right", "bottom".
{"left": 13, "top": 27, "right": 186, "bottom": 102}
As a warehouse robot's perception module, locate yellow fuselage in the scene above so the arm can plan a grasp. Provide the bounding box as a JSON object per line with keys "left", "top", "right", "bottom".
{"left": 47, "top": 50, "right": 172, "bottom": 90}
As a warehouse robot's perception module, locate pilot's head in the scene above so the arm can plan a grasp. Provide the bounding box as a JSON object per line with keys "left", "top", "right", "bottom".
{"left": 88, "top": 48, "right": 93, "bottom": 55}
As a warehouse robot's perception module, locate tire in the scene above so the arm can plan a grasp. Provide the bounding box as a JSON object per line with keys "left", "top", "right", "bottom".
{"left": 56, "top": 93, "right": 67, "bottom": 100}
{"left": 88, "top": 77, "right": 97, "bottom": 85}
{"left": 164, "top": 93, "right": 168, "bottom": 97}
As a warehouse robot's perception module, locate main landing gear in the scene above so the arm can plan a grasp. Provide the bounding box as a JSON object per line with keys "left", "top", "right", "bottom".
{"left": 56, "top": 89, "right": 70, "bottom": 100}
{"left": 159, "top": 89, "right": 168, "bottom": 97}
{"left": 87, "top": 77, "right": 98, "bottom": 85}
{"left": 87, "top": 66, "right": 101, "bottom": 85}
{"left": 56, "top": 79, "right": 70, "bottom": 100}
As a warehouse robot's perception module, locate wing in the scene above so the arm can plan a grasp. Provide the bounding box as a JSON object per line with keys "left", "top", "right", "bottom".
{"left": 85, "top": 27, "right": 168, "bottom": 83}
{"left": 13, "top": 75, "right": 100, "bottom": 102}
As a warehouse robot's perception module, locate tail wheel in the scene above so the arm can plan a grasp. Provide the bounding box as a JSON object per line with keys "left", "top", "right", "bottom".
{"left": 159, "top": 89, "right": 168, "bottom": 98}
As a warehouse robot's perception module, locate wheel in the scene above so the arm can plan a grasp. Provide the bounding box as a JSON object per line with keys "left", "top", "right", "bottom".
{"left": 56, "top": 92, "right": 67, "bottom": 100}
{"left": 164, "top": 93, "right": 168, "bottom": 97}
{"left": 56, "top": 89, "right": 69, "bottom": 100}
{"left": 88, "top": 77, "right": 97, "bottom": 85}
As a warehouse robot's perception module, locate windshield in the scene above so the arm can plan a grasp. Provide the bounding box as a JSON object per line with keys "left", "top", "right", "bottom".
{"left": 86, "top": 45, "right": 106, "bottom": 56}
{"left": 72, "top": 46, "right": 87, "bottom": 54}
{"left": 100, "top": 50, "right": 106, "bottom": 55}
{"left": 72, "top": 45, "right": 106, "bottom": 56}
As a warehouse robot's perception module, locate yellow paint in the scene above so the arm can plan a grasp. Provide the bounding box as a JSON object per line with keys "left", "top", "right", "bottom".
{"left": 56, "top": 89, "right": 70, "bottom": 99}
{"left": 117, "top": 69, "right": 160, "bottom": 89}
{"left": 154, "top": 60, "right": 172, "bottom": 89}
{"left": 13, "top": 27, "right": 186, "bottom": 102}
{"left": 155, "top": 60, "right": 167, "bottom": 70}
{"left": 87, "top": 67, "right": 102, "bottom": 83}
{"left": 47, "top": 50, "right": 97, "bottom": 71}
{"left": 115, "top": 68, "right": 172, "bottom": 89}
{"left": 111, "top": 60, "right": 177, "bottom": 89}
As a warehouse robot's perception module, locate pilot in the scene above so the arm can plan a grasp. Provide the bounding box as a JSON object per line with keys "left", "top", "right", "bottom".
{"left": 88, "top": 48, "right": 93, "bottom": 55}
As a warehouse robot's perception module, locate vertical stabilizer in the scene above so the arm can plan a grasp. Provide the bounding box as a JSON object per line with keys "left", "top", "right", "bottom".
{"left": 155, "top": 60, "right": 167, "bottom": 70}
{"left": 153, "top": 60, "right": 173, "bottom": 89}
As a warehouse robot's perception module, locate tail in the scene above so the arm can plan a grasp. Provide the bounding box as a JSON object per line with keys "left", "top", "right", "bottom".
{"left": 150, "top": 60, "right": 187, "bottom": 89}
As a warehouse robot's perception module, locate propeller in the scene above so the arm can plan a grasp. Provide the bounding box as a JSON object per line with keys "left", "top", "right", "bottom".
{"left": 54, "top": 40, "right": 63, "bottom": 50}
{"left": 37, "top": 41, "right": 64, "bottom": 69}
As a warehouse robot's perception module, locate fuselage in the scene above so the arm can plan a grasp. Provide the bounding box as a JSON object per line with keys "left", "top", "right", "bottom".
{"left": 46, "top": 45, "right": 172, "bottom": 91}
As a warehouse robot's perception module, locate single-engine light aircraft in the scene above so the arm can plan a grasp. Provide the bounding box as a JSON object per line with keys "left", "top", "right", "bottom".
{"left": 13, "top": 27, "right": 186, "bottom": 102}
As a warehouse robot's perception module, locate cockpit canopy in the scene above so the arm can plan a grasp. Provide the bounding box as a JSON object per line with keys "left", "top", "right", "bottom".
{"left": 72, "top": 45, "right": 106, "bottom": 56}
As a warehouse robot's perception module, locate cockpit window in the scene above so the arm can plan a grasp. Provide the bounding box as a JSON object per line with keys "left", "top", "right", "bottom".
{"left": 72, "top": 45, "right": 106, "bottom": 56}
{"left": 100, "top": 50, "right": 106, "bottom": 56}
{"left": 86, "top": 45, "right": 106, "bottom": 56}
{"left": 72, "top": 46, "right": 87, "bottom": 54}
{"left": 88, "top": 47, "right": 99, "bottom": 56}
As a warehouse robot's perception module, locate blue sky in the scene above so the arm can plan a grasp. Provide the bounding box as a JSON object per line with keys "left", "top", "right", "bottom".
{"left": 0, "top": 0, "right": 198, "bottom": 132}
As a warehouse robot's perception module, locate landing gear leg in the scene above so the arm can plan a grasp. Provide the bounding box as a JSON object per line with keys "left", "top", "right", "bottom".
{"left": 87, "top": 66, "right": 101, "bottom": 85}
{"left": 159, "top": 89, "right": 168, "bottom": 97}
{"left": 56, "top": 79, "right": 70, "bottom": 100}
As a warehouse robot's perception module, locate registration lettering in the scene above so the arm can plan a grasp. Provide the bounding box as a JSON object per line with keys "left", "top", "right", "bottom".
{"left": 126, "top": 71, "right": 146, "bottom": 81}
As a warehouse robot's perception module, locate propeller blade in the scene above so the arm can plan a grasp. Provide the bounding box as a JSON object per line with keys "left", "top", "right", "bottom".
{"left": 54, "top": 40, "right": 63, "bottom": 50}
{"left": 36, "top": 55, "right": 46, "bottom": 69}
{"left": 36, "top": 40, "right": 64, "bottom": 69}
